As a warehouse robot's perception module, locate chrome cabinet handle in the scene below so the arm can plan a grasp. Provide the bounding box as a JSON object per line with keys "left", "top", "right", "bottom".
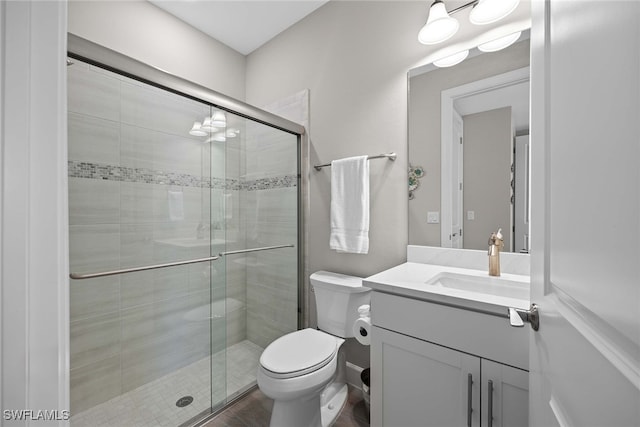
{"left": 467, "top": 373, "right": 473, "bottom": 427}
{"left": 507, "top": 303, "right": 540, "bottom": 331}
{"left": 487, "top": 380, "right": 494, "bottom": 427}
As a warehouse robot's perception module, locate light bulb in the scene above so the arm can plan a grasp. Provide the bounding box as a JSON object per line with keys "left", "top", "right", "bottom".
{"left": 189, "top": 121, "right": 207, "bottom": 137}
{"left": 418, "top": 0, "right": 460, "bottom": 45}
{"left": 470, "top": 0, "right": 520, "bottom": 25}
{"left": 200, "top": 117, "right": 218, "bottom": 132}
{"left": 212, "top": 132, "right": 226, "bottom": 142}
{"left": 433, "top": 50, "right": 469, "bottom": 67}
{"left": 211, "top": 111, "right": 226, "bottom": 128}
{"left": 478, "top": 31, "right": 522, "bottom": 52}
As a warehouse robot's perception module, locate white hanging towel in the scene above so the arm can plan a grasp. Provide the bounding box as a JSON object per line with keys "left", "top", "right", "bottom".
{"left": 330, "top": 155, "right": 370, "bottom": 254}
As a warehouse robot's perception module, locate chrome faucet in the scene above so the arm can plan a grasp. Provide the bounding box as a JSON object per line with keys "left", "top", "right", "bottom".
{"left": 488, "top": 228, "right": 504, "bottom": 276}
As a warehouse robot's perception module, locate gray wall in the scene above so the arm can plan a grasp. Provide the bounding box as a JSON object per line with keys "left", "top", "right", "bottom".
{"left": 68, "top": 0, "right": 246, "bottom": 101}
{"left": 463, "top": 107, "right": 513, "bottom": 250}
{"left": 244, "top": 1, "right": 435, "bottom": 367}
{"left": 408, "top": 40, "right": 529, "bottom": 246}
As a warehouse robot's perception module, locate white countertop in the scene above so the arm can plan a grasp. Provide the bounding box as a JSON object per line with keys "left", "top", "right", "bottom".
{"left": 364, "top": 262, "right": 530, "bottom": 315}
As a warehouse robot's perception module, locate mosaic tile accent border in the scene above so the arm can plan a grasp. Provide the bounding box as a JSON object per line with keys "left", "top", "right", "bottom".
{"left": 68, "top": 161, "right": 296, "bottom": 191}
{"left": 245, "top": 175, "right": 297, "bottom": 191}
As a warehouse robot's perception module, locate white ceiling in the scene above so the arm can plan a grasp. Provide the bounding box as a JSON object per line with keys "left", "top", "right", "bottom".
{"left": 148, "top": 0, "right": 329, "bottom": 55}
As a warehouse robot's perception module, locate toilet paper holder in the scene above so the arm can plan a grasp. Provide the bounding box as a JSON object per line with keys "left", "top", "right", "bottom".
{"left": 354, "top": 304, "right": 372, "bottom": 345}
{"left": 358, "top": 304, "right": 370, "bottom": 336}
{"left": 358, "top": 304, "right": 370, "bottom": 318}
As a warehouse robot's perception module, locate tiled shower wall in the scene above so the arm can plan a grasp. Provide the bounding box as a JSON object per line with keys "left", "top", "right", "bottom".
{"left": 243, "top": 122, "right": 299, "bottom": 349}
{"left": 243, "top": 91, "right": 307, "bottom": 349}
{"left": 69, "top": 61, "right": 219, "bottom": 414}
{"left": 68, "top": 60, "right": 299, "bottom": 416}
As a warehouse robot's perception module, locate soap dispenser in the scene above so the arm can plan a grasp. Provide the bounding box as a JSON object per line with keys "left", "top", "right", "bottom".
{"left": 488, "top": 228, "right": 504, "bottom": 276}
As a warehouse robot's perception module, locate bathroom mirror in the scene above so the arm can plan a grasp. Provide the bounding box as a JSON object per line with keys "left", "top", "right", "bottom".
{"left": 408, "top": 34, "right": 530, "bottom": 253}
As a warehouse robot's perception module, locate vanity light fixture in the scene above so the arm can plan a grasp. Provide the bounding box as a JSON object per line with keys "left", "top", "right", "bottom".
{"left": 211, "top": 132, "right": 227, "bottom": 142}
{"left": 433, "top": 49, "right": 469, "bottom": 67}
{"left": 211, "top": 111, "right": 227, "bottom": 128}
{"left": 200, "top": 117, "right": 219, "bottom": 132}
{"left": 477, "top": 31, "right": 522, "bottom": 52}
{"left": 469, "top": 0, "right": 520, "bottom": 25}
{"left": 189, "top": 121, "right": 207, "bottom": 136}
{"left": 418, "top": 0, "right": 460, "bottom": 45}
{"left": 418, "top": 0, "right": 521, "bottom": 45}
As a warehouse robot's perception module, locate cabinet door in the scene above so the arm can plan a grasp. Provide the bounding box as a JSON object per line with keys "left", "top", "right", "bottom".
{"left": 371, "top": 326, "right": 480, "bottom": 427}
{"left": 482, "top": 360, "right": 528, "bottom": 427}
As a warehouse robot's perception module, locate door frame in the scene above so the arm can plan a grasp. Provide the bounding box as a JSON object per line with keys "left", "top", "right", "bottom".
{"left": 0, "top": 1, "right": 70, "bottom": 418}
{"left": 451, "top": 109, "right": 464, "bottom": 248}
{"left": 440, "top": 66, "right": 530, "bottom": 248}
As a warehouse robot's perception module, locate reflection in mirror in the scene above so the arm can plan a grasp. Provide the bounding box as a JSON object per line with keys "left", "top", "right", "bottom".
{"left": 408, "top": 35, "right": 530, "bottom": 253}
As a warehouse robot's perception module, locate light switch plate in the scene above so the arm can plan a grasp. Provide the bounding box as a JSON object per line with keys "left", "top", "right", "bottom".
{"left": 427, "top": 211, "right": 440, "bottom": 224}
{"left": 467, "top": 211, "right": 475, "bottom": 220}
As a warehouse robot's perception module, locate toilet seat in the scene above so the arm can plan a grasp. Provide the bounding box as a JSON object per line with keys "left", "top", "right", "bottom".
{"left": 260, "top": 329, "right": 338, "bottom": 379}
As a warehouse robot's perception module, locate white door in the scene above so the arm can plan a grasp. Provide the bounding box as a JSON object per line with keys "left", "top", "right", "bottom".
{"left": 451, "top": 110, "right": 464, "bottom": 249}
{"left": 529, "top": 1, "right": 640, "bottom": 426}
{"left": 514, "top": 135, "right": 529, "bottom": 253}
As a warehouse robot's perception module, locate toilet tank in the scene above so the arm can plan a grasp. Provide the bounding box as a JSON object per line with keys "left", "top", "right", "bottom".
{"left": 310, "top": 271, "right": 371, "bottom": 338}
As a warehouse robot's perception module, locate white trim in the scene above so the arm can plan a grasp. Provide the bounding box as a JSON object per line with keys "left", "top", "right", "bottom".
{"left": 549, "top": 395, "right": 572, "bottom": 427}
{"left": 440, "top": 67, "right": 530, "bottom": 248}
{"left": 550, "top": 284, "right": 640, "bottom": 390}
{"left": 346, "top": 361, "right": 365, "bottom": 391}
{"left": 0, "top": 0, "right": 4, "bottom": 412}
{"left": 1, "top": 1, "right": 69, "bottom": 422}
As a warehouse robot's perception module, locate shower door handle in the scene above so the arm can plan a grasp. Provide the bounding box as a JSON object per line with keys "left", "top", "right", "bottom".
{"left": 219, "top": 244, "right": 294, "bottom": 256}
{"left": 70, "top": 255, "right": 220, "bottom": 280}
{"left": 71, "top": 244, "right": 295, "bottom": 279}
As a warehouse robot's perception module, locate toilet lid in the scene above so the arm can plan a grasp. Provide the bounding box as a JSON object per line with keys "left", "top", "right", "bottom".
{"left": 260, "top": 329, "right": 338, "bottom": 378}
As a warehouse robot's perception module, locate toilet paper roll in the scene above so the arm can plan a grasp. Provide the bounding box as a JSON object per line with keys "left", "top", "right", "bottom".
{"left": 353, "top": 317, "right": 371, "bottom": 346}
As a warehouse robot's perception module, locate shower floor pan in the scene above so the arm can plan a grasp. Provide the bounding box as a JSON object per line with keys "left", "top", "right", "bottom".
{"left": 71, "top": 340, "right": 263, "bottom": 427}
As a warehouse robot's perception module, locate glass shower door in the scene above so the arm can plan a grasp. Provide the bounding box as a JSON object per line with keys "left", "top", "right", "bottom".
{"left": 68, "top": 59, "right": 225, "bottom": 426}
{"left": 68, "top": 52, "right": 302, "bottom": 426}
{"left": 212, "top": 110, "right": 300, "bottom": 403}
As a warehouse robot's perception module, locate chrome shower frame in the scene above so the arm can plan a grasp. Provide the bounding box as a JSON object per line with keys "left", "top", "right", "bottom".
{"left": 67, "top": 32, "right": 310, "bottom": 425}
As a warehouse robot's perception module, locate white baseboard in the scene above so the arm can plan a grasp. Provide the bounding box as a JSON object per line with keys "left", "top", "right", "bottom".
{"left": 346, "top": 361, "right": 365, "bottom": 391}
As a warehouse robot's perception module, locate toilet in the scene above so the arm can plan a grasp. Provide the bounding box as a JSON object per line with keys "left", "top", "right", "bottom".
{"left": 257, "top": 271, "right": 371, "bottom": 427}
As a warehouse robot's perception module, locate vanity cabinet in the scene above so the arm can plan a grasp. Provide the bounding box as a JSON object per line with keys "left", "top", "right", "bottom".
{"left": 481, "top": 359, "right": 528, "bottom": 427}
{"left": 370, "top": 292, "right": 529, "bottom": 427}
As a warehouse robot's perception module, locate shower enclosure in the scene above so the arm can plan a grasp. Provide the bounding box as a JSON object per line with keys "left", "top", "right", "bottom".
{"left": 67, "top": 36, "right": 305, "bottom": 426}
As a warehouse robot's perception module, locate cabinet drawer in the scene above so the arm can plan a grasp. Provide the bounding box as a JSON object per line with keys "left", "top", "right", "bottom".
{"left": 371, "top": 291, "right": 529, "bottom": 370}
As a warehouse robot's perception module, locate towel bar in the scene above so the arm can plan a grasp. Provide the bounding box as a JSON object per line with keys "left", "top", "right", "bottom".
{"left": 313, "top": 152, "right": 397, "bottom": 171}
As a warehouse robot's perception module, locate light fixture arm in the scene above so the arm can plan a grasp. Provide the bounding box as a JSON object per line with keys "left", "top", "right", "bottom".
{"left": 446, "top": 0, "right": 479, "bottom": 15}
